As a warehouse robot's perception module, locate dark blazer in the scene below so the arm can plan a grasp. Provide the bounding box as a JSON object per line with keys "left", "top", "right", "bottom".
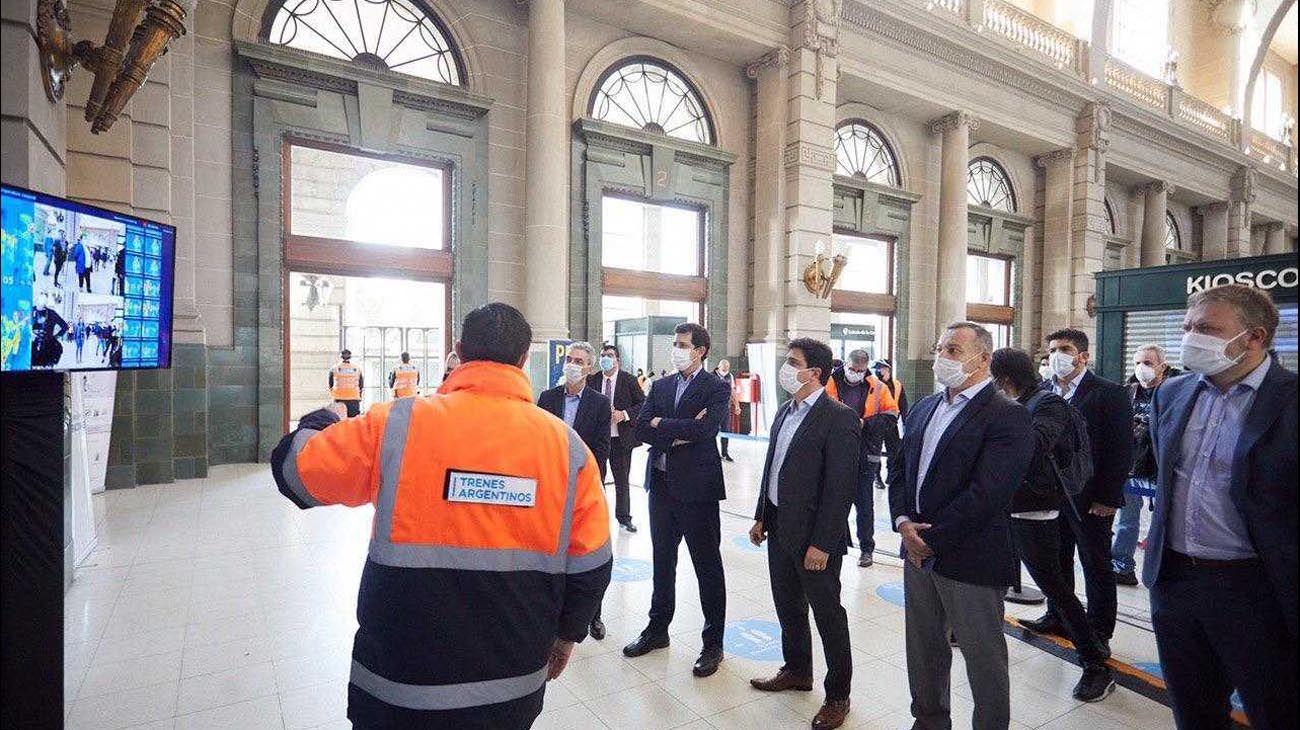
{"left": 587, "top": 369, "right": 646, "bottom": 446}
{"left": 753, "top": 393, "right": 860, "bottom": 556}
{"left": 538, "top": 385, "right": 611, "bottom": 481}
{"left": 636, "top": 369, "right": 730, "bottom": 502}
{"left": 1039, "top": 370, "right": 1133, "bottom": 508}
{"left": 887, "top": 382, "right": 1034, "bottom": 586}
{"left": 1142, "top": 360, "right": 1298, "bottom": 639}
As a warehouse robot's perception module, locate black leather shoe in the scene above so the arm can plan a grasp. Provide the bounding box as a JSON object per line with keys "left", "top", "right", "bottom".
{"left": 589, "top": 617, "right": 606, "bottom": 640}
{"left": 622, "top": 632, "right": 669, "bottom": 657}
{"left": 619, "top": 519, "right": 638, "bottom": 534}
{"left": 1114, "top": 570, "right": 1139, "bottom": 586}
{"left": 693, "top": 645, "right": 723, "bottom": 677}
{"left": 1019, "top": 613, "right": 1065, "bottom": 636}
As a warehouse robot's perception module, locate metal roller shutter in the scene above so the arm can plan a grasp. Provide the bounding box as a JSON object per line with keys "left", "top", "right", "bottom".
{"left": 1122, "top": 304, "right": 1299, "bottom": 380}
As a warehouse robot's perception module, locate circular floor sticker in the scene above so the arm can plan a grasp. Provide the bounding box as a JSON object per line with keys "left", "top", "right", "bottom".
{"left": 876, "top": 582, "right": 906, "bottom": 607}
{"left": 723, "top": 619, "right": 784, "bottom": 662}
{"left": 1134, "top": 662, "right": 1243, "bottom": 711}
{"left": 731, "top": 534, "right": 766, "bottom": 552}
{"left": 610, "top": 557, "right": 653, "bottom": 582}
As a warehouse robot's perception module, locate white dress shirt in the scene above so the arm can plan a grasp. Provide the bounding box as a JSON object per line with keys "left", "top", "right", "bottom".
{"left": 767, "top": 387, "right": 824, "bottom": 506}
{"left": 1052, "top": 368, "right": 1089, "bottom": 401}
{"left": 897, "top": 377, "right": 993, "bottom": 526}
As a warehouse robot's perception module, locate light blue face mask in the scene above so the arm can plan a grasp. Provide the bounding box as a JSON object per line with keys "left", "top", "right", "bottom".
{"left": 599, "top": 355, "right": 615, "bottom": 372}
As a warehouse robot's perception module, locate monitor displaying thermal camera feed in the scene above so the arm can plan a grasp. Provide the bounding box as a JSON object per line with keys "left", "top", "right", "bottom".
{"left": 1, "top": 184, "right": 175, "bottom": 372}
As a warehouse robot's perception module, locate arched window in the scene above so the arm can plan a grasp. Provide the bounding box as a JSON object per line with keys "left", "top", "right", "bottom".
{"left": 1165, "top": 212, "right": 1181, "bottom": 251}
{"left": 967, "top": 157, "right": 1017, "bottom": 212}
{"left": 834, "top": 122, "right": 901, "bottom": 186}
{"left": 1104, "top": 198, "right": 1117, "bottom": 235}
{"left": 266, "top": 0, "right": 462, "bottom": 85}
{"left": 589, "top": 59, "right": 713, "bottom": 144}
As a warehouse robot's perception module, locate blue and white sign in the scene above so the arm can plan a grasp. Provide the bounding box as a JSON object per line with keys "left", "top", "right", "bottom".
{"left": 724, "top": 619, "right": 784, "bottom": 662}
{"left": 445, "top": 471, "right": 537, "bottom": 507}
{"left": 876, "top": 582, "right": 905, "bottom": 607}
{"left": 611, "top": 557, "right": 653, "bottom": 582}
{"left": 731, "top": 534, "right": 766, "bottom": 552}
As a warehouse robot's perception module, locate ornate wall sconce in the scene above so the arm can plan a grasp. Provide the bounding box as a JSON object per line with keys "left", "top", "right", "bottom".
{"left": 37, "top": 0, "right": 191, "bottom": 134}
{"left": 802, "top": 241, "right": 848, "bottom": 299}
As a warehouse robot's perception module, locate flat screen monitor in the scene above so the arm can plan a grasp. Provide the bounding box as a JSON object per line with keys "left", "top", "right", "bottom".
{"left": 1, "top": 184, "right": 175, "bottom": 372}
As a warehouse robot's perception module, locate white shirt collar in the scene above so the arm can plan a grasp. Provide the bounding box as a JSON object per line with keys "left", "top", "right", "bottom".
{"left": 1200, "top": 353, "right": 1271, "bottom": 393}
{"left": 792, "top": 386, "right": 825, "bottom": 411}
{"left": 947, "top": 377, "right": 992, "bottom": 404}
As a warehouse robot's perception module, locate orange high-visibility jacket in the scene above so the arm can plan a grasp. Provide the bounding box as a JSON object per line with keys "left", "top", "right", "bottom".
{"left": 390, "top": 362, "right": 419, "bottom": 398}
{"left": 271, "top": 361, "right": 612, "bottom": 729}
{"left": 826, "top": 373, "right": 899, "bottom": 419}
{"left": 329, "top": 361, "right": 362, "bottom": 400}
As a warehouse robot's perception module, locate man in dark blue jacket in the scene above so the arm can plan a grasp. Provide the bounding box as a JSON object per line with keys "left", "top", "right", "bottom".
{"left": 887, "top": 322, "right": 1033, "bottom": 730}
{"left": 1022, "top": 328, "right": 1133, "bottom": 649}
{"left": 623, "top": 322, "right": 731, "bottom": 679}
{"left": 1143, "top": 284, "right": 1296, "bottom": 730}
{"left": 537, "top": 341, "right": 611, "bottom": 640}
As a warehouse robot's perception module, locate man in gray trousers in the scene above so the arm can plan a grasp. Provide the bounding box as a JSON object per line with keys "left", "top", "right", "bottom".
{"left": 887, "top": 323, "right": 1034, "bottom": 729}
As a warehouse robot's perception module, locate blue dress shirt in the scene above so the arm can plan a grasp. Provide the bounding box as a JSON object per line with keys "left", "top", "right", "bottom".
{"left": 562, "top": 389, "right": 583, "bottom": 428}
{"left": 900, "top": 377, "right": 993, "bottom": 523}
{"left": 1168, "top": 355, "right": 1271, "bottom": 559}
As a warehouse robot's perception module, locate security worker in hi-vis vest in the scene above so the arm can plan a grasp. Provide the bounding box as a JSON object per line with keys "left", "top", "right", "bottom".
{"left": 388, "top": 351, "right": 420, "bottom": 399}
{"left": 329, "top": 349, "right": 364, "bottom": 417}
{"left": 271, "top": 303, "right": 612, "bottom": 730}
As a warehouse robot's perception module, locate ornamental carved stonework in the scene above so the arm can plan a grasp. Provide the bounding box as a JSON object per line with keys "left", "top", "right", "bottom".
{"left": 1034, "top": 148, "right": 1073, "bottom": 168}
{"left": 1230, "top": 165, "right": 1255, "bottom": 204}
{"left": 745, "top": 46, "right": 790, "bottom": 80}
{"left": 801, "top": 0, "right": 841, "bottom": 100}
{"left": 930, "top": 111, "right": 979, "bottom": 135}
{"left": 783, "top": 140, "right": 836, "bottom": 171}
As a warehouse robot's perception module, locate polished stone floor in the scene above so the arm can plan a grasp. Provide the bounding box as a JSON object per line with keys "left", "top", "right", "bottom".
{"left": 64, "top": 437, "right": 1173, "bottom": 729}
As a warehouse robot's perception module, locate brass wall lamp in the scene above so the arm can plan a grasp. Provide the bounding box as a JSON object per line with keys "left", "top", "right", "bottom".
{"left": 802, "top": 240, "right": 848, "bottom": 299}
{"left": 37, "top": 0, "right": 192, "bottom": 134}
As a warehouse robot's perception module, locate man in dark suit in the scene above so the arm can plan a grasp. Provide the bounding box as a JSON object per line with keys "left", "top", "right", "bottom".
{"left": 1143, "top": 284, "right": 1296, "bottom": 730}
{"left": 589, "top": 343, "right": 645, "bottom": 532}
{"left": 537, "top": 341, "right": 611, "bottom": 639}
{"left": 887, "top": 322, "right": 1034, "bottom": 730}
{"left": 623, "top": 323, "right": 731, "bottom": 678}
{"left": 1022, "top": 328, "right": 1133, "bottom": 649}
{"left": 748, "top": 338, "right": 859, "bottom": 730}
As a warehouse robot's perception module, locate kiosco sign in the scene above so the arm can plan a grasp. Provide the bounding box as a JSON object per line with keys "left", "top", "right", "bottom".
{"left": 1186, "top": 267, "right": 1299, "bottom": 294}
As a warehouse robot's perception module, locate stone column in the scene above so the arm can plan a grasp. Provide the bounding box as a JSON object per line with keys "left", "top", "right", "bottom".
{"left": 747, "top": 47, "right": 790, "bottom": 343}
{"left": 1070, "top": 103, "right": 1110, "bottom": 338}
{"left": 1139, "top": 181, "right": 1171, "bottom": 267}
{"left": 931, "top": 111, "right": 977, "bottom": 329}
{"left": 1226, "top": 165, "right": 1254, "bottom": 258}
{"left": 522, "top": 0, "right": 568, "bottom": 341}
{"left": 1199, "top": 203, "right": 1230, "bottom": 261}
{"left": 1263, "top": 222, "right": 1288, "bottom": 254}
{"left": 1036, "top": 149, "right": 1073, "bottom": 338}
{"left": 782, "top": 1, "right": 839, "bottom": 340}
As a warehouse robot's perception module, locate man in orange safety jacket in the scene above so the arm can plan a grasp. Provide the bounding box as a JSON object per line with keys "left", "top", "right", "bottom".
{"left": 825, "top": 349, "right": 899, "bottom": 567}
{"left": 329, "top": 349, "right": 364, "bottom": 416}
{"left": 388, "top": 351, "right": 420, "bottom": 398}
{"left": 272, "top": 303, "right": 612, "bottom": 730}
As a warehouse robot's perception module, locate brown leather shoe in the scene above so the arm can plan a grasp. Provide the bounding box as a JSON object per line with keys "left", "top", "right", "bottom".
{"left": 811, "top": 698, "right": 850, "bottom": 729}
{"left": 749, "top": 669, "right": 813, "bottom": 692}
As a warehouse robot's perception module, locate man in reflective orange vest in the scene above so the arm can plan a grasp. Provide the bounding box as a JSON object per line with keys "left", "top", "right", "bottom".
{"left": 329, "top": 349, "right": 364, "bottom": 417}
{"left": 272, "top": 303, "right": 612, "bottom": 730}
{"left": 388, "top": 351, "right": 420, "bottom": 399}
{"left": 825, "top": 349, "right": 899, "bottom": 567}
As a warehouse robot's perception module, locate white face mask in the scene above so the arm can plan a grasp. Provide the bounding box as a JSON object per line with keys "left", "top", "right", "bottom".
{"left": 843, "top": 368, "right": 866, "bottom": 385}
{"left": 563, "top": 363, "right": 586, "bottom": 384}
{"left": 1050, "top": 351, "right": 1080, "bottom": 380}
{"left": 932, "top": 353, "right": 979, "bottom": 389}
{"left": 670, "top": 346, "right": 695, "bottom": 372}
{"left": 1180, "top": 330, "right": 1247, "bottom": 376}
{"left": 1038, "top": 364, "right": 1053, "bottom": 381}
{"left": 1134, "top": 363, "right": 1158, "bottom": 387}
{"left": 779, "top": 363, "right": 807, "bottom": 395}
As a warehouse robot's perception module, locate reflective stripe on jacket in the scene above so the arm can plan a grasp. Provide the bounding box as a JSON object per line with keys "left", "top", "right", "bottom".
{"left": 330, "top": 362, "right": 362, "bottom": 400}
{"left": 391, "top": 363, "right": 419, "bottom": 398}
{"left": 271, "top": 361, "right": 612, "bottom": 729}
